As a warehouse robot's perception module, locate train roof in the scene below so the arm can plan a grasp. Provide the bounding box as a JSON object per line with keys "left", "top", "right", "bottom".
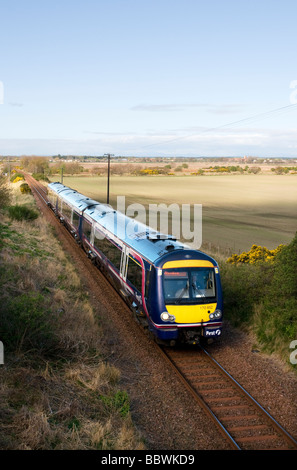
{"left": 48, "top": 182, "right": 217, "bottom": 266}
{"left": 48, "top": 181, "right": 101, "bottom": 212}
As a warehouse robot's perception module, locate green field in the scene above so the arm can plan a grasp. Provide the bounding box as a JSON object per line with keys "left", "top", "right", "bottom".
{"left": 50, "top": 174, "right": 297, "bottom": 255}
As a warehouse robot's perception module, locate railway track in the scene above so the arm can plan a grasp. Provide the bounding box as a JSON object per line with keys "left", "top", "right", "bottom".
{"left": 160, "top": 345, "right": 297, "bottom": 450}
{"left": 25, "top": 174, "right": 297, "bottom": 451}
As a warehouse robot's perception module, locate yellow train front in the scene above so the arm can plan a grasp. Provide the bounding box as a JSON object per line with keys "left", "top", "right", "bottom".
{"left": 145, "top": 251, "right": 223, "bottom": 346}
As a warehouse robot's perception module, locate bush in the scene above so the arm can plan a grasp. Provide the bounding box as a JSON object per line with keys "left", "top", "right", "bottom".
{"left": 8, "top": 204, "right": 39, "bottom": 221}
{"left": 10, "top": 173, "right": 24, "bottom": 182}
{"left": 227, "top": 244, "right": 285, "bottom": 264}
{"left": 255, "top": 233, "right": 297, "bottom": 347}
{"left": 20, "top": 183, "right": 31, "bottom": 194}
{"left": 12, "top": 176, "right": 24, "bottom": 183}
{"left": 222, "top": 233, "right": 297, "bottom": 361}
{"left": 0, "top": 292, "right": 57, "bottom": 353}
{"left": 32, "top": 173, "right": 50, "bottom": 182}
{"left": 221, "top": 260, "right": 274, "bottom": 326}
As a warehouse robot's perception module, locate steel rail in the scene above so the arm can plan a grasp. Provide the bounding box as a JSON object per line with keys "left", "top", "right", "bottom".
{"left": 200, "top": 346, "right": 297, "bottom": 450}
{"left": 157, "top": 345, "right": 242, "bottom": 450}
{"left": 161, "top": 344, "right": 297, "bottom": 450}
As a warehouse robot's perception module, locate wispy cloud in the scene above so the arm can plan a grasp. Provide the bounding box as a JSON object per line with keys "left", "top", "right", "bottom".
{"left": 131, "top": 103, "right": 207, "bottom": 112}
{"left": 131, "top": 103, "right": 245, "bottom": 114}
{"left": 9, "top": 102, "right": 24, "bottom": 107}
{"left": 0, "top": 127, "right": 297, "bottom": 157}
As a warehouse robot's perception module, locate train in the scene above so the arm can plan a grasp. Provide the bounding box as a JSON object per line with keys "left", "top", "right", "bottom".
{"left": 47, "top": 182, "right": 223, "bottom": 346}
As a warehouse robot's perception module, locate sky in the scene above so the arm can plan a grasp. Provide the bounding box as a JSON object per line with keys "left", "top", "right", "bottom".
{"left": 0, "top": 0, "right": 297, "bottom": 157}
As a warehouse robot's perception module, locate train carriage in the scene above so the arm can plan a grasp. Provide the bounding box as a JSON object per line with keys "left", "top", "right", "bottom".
{"left": 48, "top": 182, "right": 223, "bottom": 346}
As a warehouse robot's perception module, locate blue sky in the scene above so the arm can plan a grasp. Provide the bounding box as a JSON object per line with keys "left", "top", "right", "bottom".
{"left": 0, "top": 0, "right": 297, "bottom": 157}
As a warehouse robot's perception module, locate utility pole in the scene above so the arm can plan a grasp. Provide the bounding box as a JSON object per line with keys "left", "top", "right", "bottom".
{"left": 61, "top": 167, "right": 64, "bottom": 184}
{"left": 104, "top": 153, "right": 114, "bottom": 205}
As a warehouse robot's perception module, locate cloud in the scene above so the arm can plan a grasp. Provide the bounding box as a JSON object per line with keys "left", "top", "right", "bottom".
{"left": 131, "top": 103, "right": 245, "bottom": 114}
{"left": 0, "top": 126, "right": 296, "bottom": 158}
{"left": 207, "top": 104, "right": 244, "bottom": 114}
{"left": 9, "top": 102, "right": 24, "bottom": 107}
{"left": 131, "top": 103, "right": 207, "bottom": 112}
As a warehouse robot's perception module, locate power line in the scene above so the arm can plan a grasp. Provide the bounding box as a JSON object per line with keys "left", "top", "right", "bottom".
{"left": 140, "top": 103, "right": 297, "bottom": 150}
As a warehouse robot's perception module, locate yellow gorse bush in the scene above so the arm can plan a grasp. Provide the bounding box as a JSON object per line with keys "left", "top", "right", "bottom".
{"left": 12, "top": 176, "right": 24, "bottom": 183}
{"left": 227, "top": 244, "right": 285, "bottom": 264}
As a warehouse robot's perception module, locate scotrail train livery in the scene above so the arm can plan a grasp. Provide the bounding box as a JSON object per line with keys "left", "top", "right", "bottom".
{"left": 47, "top": 182, "right": 223, "bottom": 346}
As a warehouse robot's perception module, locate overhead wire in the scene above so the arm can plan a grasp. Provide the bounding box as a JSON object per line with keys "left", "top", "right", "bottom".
{"left": 140, "top": 103, "right": 297, "bottom": 150}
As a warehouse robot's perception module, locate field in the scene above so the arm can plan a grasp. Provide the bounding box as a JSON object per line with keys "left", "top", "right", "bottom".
{"left": 49, "top": 174, "right": 297, "bottom": 255}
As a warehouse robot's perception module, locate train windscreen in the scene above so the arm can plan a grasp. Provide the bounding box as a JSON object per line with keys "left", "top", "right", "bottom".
{"left": 163, "top": 268, "right": 216, "bottom": 304}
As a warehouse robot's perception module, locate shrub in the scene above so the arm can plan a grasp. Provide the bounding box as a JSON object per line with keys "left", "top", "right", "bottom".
{"left": 252, "top": 235, "right": 297, "bottom": 353}
{"left": 139, "top": 168, "right": 166, "bottom": 175}
{"left": 12, "top": 176, "right": 24, "bottom": 183}
{"left": 191, "top": 169, "right": 205, "bottom": 175}
{"left": 220, "top": 260, "right": 274, "bottom": 326}
{"left": 32, "top": 173, "right": 50, "bottom": 182}
{"left": 227, "top": 244, "right": 285, "bottom": 264}
{"left": 20, "top": 183, "right": 31, "bottom": 194}
{"left": 8, "top": 204, "right": 39, "bottom": 221}
{"left": 10, "top": 173, "right": 24, "bottom": 182}
{"left": 0, "top": 292, "right": 57, "bottom": 353}
{"left": 222, "top": 233, "right": 297, "bottom": 361}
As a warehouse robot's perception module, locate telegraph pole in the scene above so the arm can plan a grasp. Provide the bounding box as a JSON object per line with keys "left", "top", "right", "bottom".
{"left": 104, "top": 153, "right": 114, "bottom": 205}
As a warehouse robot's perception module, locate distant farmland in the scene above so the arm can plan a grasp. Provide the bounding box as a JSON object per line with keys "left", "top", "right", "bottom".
{"left": 49, "top": 174, "right": 297, "bottom": 255}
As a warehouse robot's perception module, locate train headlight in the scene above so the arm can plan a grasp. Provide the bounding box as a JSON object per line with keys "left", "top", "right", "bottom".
{"left": 161, "top": 312, "right": 176, "bottom": 322}
{"left": 209, "top": 310, "right": 222, "bottom": 320}
{"left": 214, "top": 309, "right": 222, "bottom": 319}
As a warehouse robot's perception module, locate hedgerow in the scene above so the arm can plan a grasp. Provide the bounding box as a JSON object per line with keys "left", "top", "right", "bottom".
{"left": 221, "top": 233, "right": 297, "bottom": 364}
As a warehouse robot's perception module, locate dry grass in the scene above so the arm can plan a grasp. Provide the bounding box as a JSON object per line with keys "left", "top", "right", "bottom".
{"left": 0, "top": 182, "right": 145, "bottom": 450}
{"left": 0, "top": 360, "right": 145, "bottom": 450}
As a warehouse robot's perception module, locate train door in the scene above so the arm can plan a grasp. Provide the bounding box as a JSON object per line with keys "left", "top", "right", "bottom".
{"left": 120, "top": 245, "right": 128, "bottom": 282}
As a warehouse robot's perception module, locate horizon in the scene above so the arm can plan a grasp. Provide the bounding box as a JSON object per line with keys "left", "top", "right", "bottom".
{"left": 2, "top": 154, "right": 297, "bottom": 161}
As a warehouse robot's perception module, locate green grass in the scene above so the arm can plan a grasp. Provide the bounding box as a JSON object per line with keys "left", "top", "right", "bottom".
{"left": 50, "top": 174, "right": 297, "bottom": 253}
{"left": 7, "top": 204, "right": 39, "bottom": 221}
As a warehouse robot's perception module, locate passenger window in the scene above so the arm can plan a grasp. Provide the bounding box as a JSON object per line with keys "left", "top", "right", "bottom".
{"left": 127, "top": 257, "right": 142, "bottom": 292}
{"left": 73, "top": 211, "right": 80, "bottom": 228}
{"left": 62, "top": 202, "right": 72, "bottom": 220}
{"left": 94, "top": 229, "right": 122, "bottom": 270}
{"left": 145, "top": 269, "right": 151, "bottom": 298}
{"left": 83, "top": 218, "right": 92, "bottom": 240}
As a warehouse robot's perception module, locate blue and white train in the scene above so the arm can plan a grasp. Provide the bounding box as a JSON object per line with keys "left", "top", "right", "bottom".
{"left": 47, "top": 182, "right": 223, "bottom": 346}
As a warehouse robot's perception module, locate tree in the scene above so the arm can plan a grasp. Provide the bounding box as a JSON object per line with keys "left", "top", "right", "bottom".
{"left": 250, "top": 166, "right": 261, "bottom": 174}
{"left": 20, "top": 156, "right": 50, "bottom": 174}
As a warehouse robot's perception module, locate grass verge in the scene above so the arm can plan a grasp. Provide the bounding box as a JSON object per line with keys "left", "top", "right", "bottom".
{"left": 0, "top": 182, "right": 145, "bottom": 450}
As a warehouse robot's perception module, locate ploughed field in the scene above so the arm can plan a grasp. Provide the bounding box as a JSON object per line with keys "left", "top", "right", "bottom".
{"left": 49, "top": 174, "right": 297, "bottom": 254}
